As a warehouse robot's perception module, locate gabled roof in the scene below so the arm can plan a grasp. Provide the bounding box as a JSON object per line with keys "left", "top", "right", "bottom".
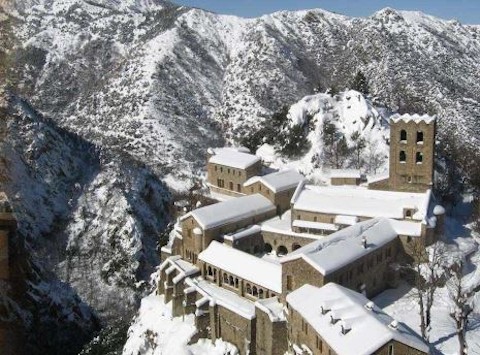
{"left": 198, "top": 241, "right": 282, "bottom": 293}
{"left": 286, "top": 283, "right": 429, "bottom": 355}
{"left": 390, "top": 113, "right": 436, "bottom": 125}
{"left": 291, "top": 184, "right": 432, "bottom": 221}
{"left": 243, "top": 169, "right": 305, "bottom": 193}
{"left": 183, "top": 194, "right": 275, "bottom": 230}
{"left": 281, "top": 218, "right": 398, "bottom": 275}
{"left": 208, "top": 147, "right": 260, "bottom": 169}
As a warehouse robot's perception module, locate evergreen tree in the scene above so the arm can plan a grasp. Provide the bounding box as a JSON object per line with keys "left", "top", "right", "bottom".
{"left": 350, "top": 70, "right": 369, "bottom": 95}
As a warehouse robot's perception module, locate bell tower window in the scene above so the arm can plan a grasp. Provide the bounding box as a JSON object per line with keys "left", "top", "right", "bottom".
{"left": 400, "top": 129, "right": 407, "bottom": 142}
{"left": 399, "top": 151, "right": 406, "bottom": 163}
{"left": 416, "top": 152, "right": 423, "bottom": 163}
{"left": 416, "top": 131, "right": 424, "bottom": 143}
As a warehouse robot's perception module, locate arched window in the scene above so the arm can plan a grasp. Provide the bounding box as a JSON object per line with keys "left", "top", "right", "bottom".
{"left": 235, "top": 278, "right": 239, "bottom": 288}
{"left": 292, "top": 243, "right": 301, "bottom": 251}
{"left": 416, "top": 152, "right": 423, "bottom": 163}
{"left": 253, "top": 286, "right": 258, "bottom": 297}
{"left": 259, "top": 289, "right": 264, "bottom": 299}
{"left": 264, "top": 243, "right": 273, "bottom": 253}
{"left": 400, "top": 129, "right": 407, "bottom": 141}
{"left": 246, "top": 284, "right": 252, "bottom": 294}
{"left": 416, "top": 131, "right": 424, "bottom": 143}
{"left": 208, "top": 266, "right": 213, "bottom": 276}
{"left": 223, "top": 273, "right": 228, "bottom": 283}
{"left": 277, "top": 245, "right": 288, "bottom": 256}
{"left": 399, "top": 151, "right": 406, "bottom": 162}
{"left": 229, "top": 276, "right": 234, "bottom": 286}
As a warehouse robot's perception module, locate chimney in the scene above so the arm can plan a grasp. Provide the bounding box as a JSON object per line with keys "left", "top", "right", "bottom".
{"left": 340, "top": 320, "right": 351, "bottom": 335}
{"left": 361, "top": 236, "right": 367, "bottom": 249}
{"left": 389, "top": 320, "right": 399, "bottom": 330}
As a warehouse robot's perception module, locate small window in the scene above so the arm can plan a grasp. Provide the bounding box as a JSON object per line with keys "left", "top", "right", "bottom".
{"left": 314, "top": 216, "right": 317, "bottom": 222}
{"left": 287, "top": 275, "right": 293, "bottom": 291}
{"left": 406, "top": 209, "right": 412, "bottom": 218}
{"left": 416, "top": 152, "right": 423, "bottom": 163}
{"left": 388, "top": 344, "right": 394, "bottom": 355}
{"left": 316, "top": 336, "right": 323, "bottom": 351}
{"left": 407, "top": 236, "right": 412, "bottom": 243}
{"left": 227, "top": 168, "right": 230, "bottom": 174}
{"left": 220, "top": 167, "right": 223, "bottom": 173}
{"left": 237, "top": 184, "right": 241, "bottom": 192}
{"left": 416, "top": 131, "right": 424, "bottom": 143}
{"left": 229, "top": 181, "right": 233, "bottom": 190}
{"left": 214, "top": 165, "right": 217, "bottom": 171}
{"left": 400, "top": 129, "right": 407, "bottom": 141}
{"left": 238, "top": 171, "right": 241, "bottom": 176}
{"left": 399, "top": 151, "right": 406, "bottom": 162}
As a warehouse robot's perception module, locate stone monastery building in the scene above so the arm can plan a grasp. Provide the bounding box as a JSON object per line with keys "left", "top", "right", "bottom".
{"left": 158, "top": 114, "right": 443, "bottom": 355}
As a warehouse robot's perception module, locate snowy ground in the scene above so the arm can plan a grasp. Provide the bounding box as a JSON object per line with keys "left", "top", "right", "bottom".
{"left": 375, "top": 209, "right": 480, "bottom": 355}
{"left": 122, "top": 294, "right": 238, "bottom": 355}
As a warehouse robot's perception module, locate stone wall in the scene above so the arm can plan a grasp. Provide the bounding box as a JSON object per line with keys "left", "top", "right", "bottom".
{"left": 261, "top": 230, "right": 317, "bottom": 255}
{"left": 281, "top": 238, "right": 400, "bottom": 301}
{"left": 331, "top": 177, "right": 360, "bottom": 186}
{"left": 181, "top": 207, "right": 276, "bottom": 264}
{"left": 255, "top": 304, "right": 288, "bottom": 355}
{"left": 207, "top": 161, "right": 262, "bottom": 195}
{"left": 281, "top": 258, "right": 324, "bottom": 303}
{"left": 287, "top": 307, "right": 334, "bottom": 355}
{"left": 245, "top": 181, "right": 296, "bottom": 214}
{"left": 211, "top": 305, "right": 256, "bottom": 355}
{"left": 224, "top": 231, "right": 264, "bottom": 255}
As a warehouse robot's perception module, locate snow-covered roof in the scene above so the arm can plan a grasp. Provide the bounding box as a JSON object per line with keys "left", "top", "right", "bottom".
{"left": 329, "top": 169, "right": 362, "bottom": 179}
{"left": 334, "top": 215, "right": 359, "bottom": 226}
{"left": 389, "top": 219, "right": 423, "bottom": 237}
{"left": 186, "top": 278, "right": 256, "bottom": 319}
{"left": 185, "top": 194, "right": 275, "bottom": 230}
{"left": 286, "top": 283, "right": 429, "bottom": 355}
{"left": 198, "top": 241, "right": 282, "bottom": 293}
{"left": 390, "top": 113, "right": 436, "bottom": 125}
{"left": 281, "top": 219, "right": 398, "bottom": 275}
{"left": 292, "top": 220, "right": 339, "bottom": 232}
{"left": 208, "top": 147, "right": 260, "bottom": 169}
{"left": 243, "top": 169, "right": 304, "bottom": 193}
{"left": 224, "top": 225, "right": 262, "bottom": 242}
{"left": 159, "top": 256, "right": 199, "bottom": 284}
{"left": 291, "top": 185, "right": 431, "bottom": 221}
{"left": 255, "top": 297, "right": 286, "bottom": 322}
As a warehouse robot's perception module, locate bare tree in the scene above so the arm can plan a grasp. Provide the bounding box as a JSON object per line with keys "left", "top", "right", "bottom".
{"left": 447, "top": 260, "right": 475, "bottom": 355}
{"left": 405, "top": 242, "right": 447, "bottom": 340}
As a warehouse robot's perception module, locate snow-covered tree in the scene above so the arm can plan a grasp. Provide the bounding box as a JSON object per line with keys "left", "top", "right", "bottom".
{"left": 447, "top": 261, "right": 475, "bottom": 355}
{"left": 350, "top": 71, "right": 369, "bottom": 95}
{"left": 404, "top": 242, "right": 448, "bottom": 340}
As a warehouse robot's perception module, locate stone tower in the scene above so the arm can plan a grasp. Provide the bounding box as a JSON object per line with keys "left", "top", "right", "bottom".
{"left": 388, "top": 114, "right": 436, "bottom": 192}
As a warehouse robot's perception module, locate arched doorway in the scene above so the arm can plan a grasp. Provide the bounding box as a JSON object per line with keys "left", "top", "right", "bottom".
{"left": 277, "top": 245, "right": 288, "bottom": 256}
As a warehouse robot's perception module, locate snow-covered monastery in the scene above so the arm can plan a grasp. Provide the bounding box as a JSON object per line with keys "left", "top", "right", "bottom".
{"left": 158, "top": 114, "right": 442, "bottom": 354}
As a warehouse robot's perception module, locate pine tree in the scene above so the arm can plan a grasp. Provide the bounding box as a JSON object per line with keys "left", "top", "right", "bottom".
{"left": 351, "top": 71, "right": 369, "bottom": 95}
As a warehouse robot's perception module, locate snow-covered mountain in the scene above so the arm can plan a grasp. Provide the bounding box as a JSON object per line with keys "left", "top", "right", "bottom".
{"left": 2, "top": 0, "right": 480, "bottom": 353}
